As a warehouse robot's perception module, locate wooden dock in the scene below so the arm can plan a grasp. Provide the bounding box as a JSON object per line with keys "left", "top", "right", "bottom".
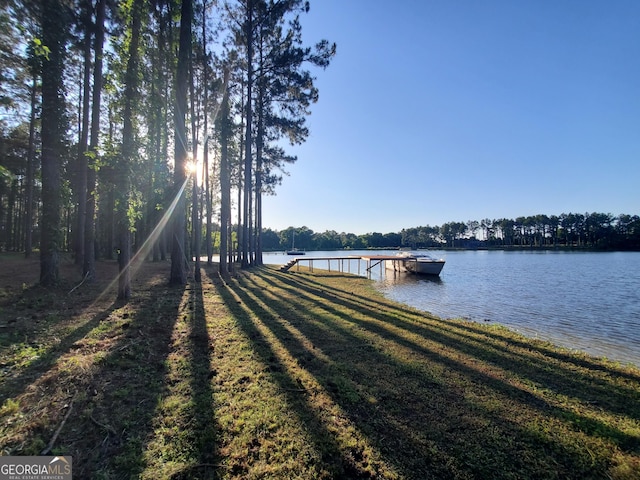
{"left": 280, "top": 255, "right": 404, "bottom": 276}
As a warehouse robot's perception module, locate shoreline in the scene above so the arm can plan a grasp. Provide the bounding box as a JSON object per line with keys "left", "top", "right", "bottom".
{"left": 315, "top": 263, "right": 640, "bottom": 370}
{"left": 264, "top": 250, "right": 640, "bottom": 369}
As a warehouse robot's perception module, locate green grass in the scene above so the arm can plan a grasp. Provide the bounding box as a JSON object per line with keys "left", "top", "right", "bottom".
{"left": 0, "top": 257, "right": 639, "bottom": 478}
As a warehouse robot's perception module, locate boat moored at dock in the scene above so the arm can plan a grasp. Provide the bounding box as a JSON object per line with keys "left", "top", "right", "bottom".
{"left": 385, "top": 251, "right": 445, "bottom": 276}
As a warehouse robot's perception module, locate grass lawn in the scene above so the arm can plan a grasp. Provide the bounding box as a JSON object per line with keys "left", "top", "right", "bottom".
{"left": 0, "top": 254, "right": 639, "bottom": 479}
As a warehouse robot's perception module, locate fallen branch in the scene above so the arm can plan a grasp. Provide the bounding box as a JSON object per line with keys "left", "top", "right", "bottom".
{"left": 68, "top": 271, "right": 90, "bottom": 295}
{"left": 41, "top": 394, "right": 76, "bottom": 455}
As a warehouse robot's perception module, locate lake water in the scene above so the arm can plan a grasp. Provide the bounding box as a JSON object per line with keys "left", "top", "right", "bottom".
{"left": 263, "top": 250, "right": 640, "bottom": 367}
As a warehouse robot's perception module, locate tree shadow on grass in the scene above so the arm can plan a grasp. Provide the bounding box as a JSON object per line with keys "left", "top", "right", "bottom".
{"left": 291, "top": 269, "right": 636, "bottom": 365}
{"left": 213, "top": 271, "right": 385, "bottom": 479}
{"left": 443, "top": 318, "right": 640, "bottom": 381}
{"left": 0, "top": 261, "right": 220, "bottom": 477}
{"left": 56, "top": 280, "right": 186, "bottom": 478}
{"left": 230, "top": 267, "right": 639, "bottom": 479}
{"left": 296, "top": 268, "right": 640, "bottom": 381}
{"left": 0, "top": 300, "right": 118, "bottom": 404}
{"left": 237, "top": 271, "right": 546, "bottom": 478}
{"left": 293, "top": 268, "right": 640, "bottom": 414}
{"left": 224, "top": 272, "right": 515, "bottom": 477}
{"left": 278, "top": 269, "right": 640, "bottom": 421}
{"left": 166, "top": 272, "right": 218, "bottom": 480}
{"left": 84, "top": 271, "right": 219, "bottom": 480}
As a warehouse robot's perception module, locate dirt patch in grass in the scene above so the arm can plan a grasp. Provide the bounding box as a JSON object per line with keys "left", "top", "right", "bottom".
{"left": 1, "top": 255, "right": 639, "bottom": 479}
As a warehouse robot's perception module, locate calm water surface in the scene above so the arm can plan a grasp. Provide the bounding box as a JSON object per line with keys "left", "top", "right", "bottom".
{"left": 263, "top": 250, "right": 640, "bottom": 366}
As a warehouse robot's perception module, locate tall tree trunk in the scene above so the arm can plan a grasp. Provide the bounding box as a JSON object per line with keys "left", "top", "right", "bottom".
{"left": 254, "top": 37, "right": 265, "bottom": 266}
{"left": 151, "top": 76, "right": 162, "bottom": 264}
{"left": 83, "top": 0, "right": 105, "bottom": 281}
{"left": 219, "top": 67, "right": 230, "bottom": 276}
{"left": 192, "top": 170, "right": 201, "bottom": 281}
{"left": 254, "top": 116, "right": 263, "bottom": 264}
{"left": 236, "top": 165, "right": 242, "bottom": 264}
{"left": 241, "top": 0, "right": 253, "bottom": 268}
{"left": 99, "top": 108, "right": 116, "bottom": 260}
{"left": 74, "top": 5, "right": 92, "bottom": 265}
{"left": 204, "top": 144, "right": 212, "bottom": 265}
{"left": 24, "top": 72, "right": 37, "bottom": 258}
{"left": 236, "top": 81, "right": 245, "bottom": 265}
{"left": 39, "top": 0, "right": 68, "bottom": 286}
{"left": 150, "top": 1, "right": 169, "bottom": 262}
{"left": 6, "top": 180, "right": 15, "bottom": 250}
{"left": 170, "top": 0, "right": 192, "bottom": 285}
{"left": 189, "top": 40, "right": 200, "bottom": 282}
{"left": 117, "top": 0, "right": 143, "bottom": 300}
{"left": 202, "top": 1, "right": 212, "bottom": 267}
{"left": 159, "top": 64, "right": 170, "bottom": 262}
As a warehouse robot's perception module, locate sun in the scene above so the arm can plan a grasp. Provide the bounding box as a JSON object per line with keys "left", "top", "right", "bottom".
{"left": 185, "top": 155, "right": 203, "bottom": 186}
{"left": 185, "top": 159, "right": 197, "bottom": 174}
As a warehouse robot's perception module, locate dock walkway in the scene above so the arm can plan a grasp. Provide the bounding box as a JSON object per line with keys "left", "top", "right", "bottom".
{"left": 280, "top": 255, "right": 403, "bottom": 275}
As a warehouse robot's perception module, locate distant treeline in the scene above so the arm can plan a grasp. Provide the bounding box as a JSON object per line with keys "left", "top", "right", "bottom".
{"left": 262, "top": 212, "right": 640, "bottom": 251}
{"left": 2, "top": 209, "right": 637, "bottom": 256}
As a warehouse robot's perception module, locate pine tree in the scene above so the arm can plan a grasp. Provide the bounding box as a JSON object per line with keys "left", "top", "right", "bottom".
{"left": 218, "top": 66, "right": 231, "bottom": 276}
{"left": 253, "top": 1, "right": 335, "bottom": 263}
{"left": 116, "top": 0, "right": 144, "bottom": 300}
{"left": 169, "top": 0, "right": 193, "bottom": 285}
{"left": 39, "top": 0, "right": 70, "bottom": 285}
{"left": 73, "top": 0, "right": 93, "bottom": 266}
{"left": 83, "top": 0, "right": 106, "bottom": 281}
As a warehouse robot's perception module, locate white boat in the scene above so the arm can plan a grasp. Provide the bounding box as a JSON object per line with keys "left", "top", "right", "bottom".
{"left": 386, "top": 251, "right": 445, "bottom": 275}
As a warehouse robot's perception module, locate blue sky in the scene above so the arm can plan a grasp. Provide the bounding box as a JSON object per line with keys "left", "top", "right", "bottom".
{"left": 261, "top": 0, "right": 640, "bottom": 235}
